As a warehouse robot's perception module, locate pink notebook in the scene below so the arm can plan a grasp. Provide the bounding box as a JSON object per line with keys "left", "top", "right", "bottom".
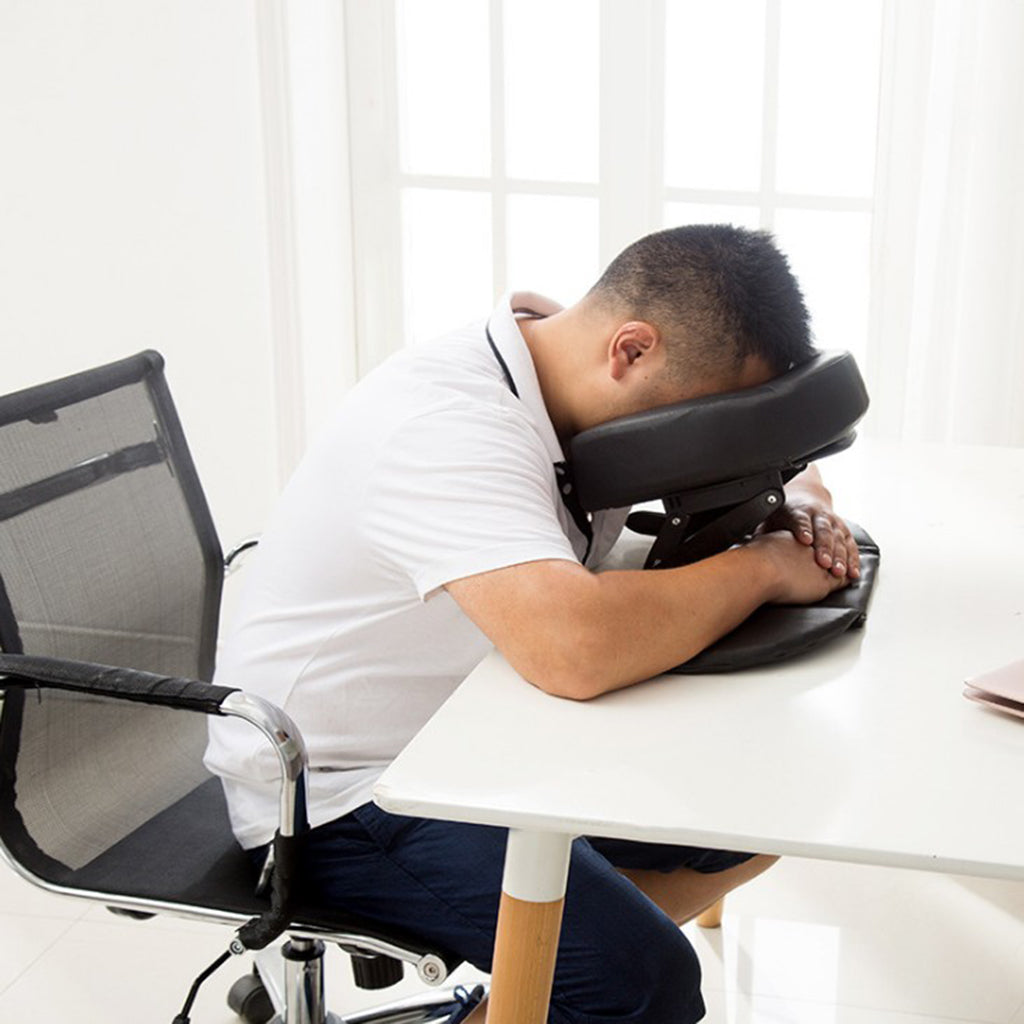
{"left": 964, "top": 658, "right": 1024, "bottom": 720}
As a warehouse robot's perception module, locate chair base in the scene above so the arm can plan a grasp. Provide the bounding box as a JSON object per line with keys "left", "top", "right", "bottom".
{"left": 246, "top": 940, "right": 469, "bottom": 1024}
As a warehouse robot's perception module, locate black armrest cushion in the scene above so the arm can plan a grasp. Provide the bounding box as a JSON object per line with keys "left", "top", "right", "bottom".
{"left": 0, "top": 653, "right": 237, "bottom": 714}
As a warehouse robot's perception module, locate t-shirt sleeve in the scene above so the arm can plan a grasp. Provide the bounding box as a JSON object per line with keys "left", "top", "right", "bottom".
{"left": 364, "top": 401, "right": 579, "bottom": 599}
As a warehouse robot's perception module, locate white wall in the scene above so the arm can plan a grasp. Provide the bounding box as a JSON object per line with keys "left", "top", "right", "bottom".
{"left": 0, "top": 1, "right": 282, "bottom": 545}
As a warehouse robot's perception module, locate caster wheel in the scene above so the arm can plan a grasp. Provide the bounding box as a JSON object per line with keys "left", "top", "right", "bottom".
{"left": 227, "top": 970, "right": 275, "bottom": 1024}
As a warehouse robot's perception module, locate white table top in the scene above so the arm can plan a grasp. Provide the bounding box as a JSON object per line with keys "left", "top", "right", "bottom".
{"left": 375, "top": 440, "right": 1024, "bottom": 880}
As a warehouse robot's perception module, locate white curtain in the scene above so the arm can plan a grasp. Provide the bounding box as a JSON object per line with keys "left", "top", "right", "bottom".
{"left": 868, "top": 0, "right": 1024, "bottom": 446}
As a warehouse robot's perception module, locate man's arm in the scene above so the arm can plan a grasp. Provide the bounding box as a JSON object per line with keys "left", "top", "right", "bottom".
{"left": 446, "top": 530, "right": 847, "bottom": 701}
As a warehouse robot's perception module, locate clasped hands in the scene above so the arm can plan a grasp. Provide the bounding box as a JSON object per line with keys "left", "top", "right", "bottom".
{"left": 748, "top": 465, "right": 858, "bottom": 604}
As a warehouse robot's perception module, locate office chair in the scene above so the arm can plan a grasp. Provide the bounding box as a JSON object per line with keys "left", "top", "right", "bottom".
{"left": 0, "top": 351, "right": 470, "bottom": 1024}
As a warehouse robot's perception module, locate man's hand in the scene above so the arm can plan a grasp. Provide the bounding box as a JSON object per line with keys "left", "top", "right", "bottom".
{"left": 747, "top": 530, "right": 851, "bottom": 605}
{"left": 759, "top": 464, "right": 860, "bottom": 580}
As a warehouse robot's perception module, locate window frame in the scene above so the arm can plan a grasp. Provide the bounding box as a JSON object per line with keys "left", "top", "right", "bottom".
{"left": 343, "top": 0, "right": 882, "bottom": 372}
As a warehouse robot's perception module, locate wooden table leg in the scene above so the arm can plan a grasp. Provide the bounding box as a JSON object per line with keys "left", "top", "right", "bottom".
{"left": 486, "top": 829, "right": 572, "bottom": 1024}
{"left": 696, "top": 896, "right": 725, "bottom": 928}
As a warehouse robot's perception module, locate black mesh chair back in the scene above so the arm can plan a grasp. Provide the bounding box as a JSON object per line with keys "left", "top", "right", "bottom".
{"left": 0, "top": 351, "right": 229, "bottom": 896}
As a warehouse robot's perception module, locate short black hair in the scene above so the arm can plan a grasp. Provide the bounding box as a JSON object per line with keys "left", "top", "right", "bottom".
{"left": 587, "top": 224, "right": 814, "bottom": 380}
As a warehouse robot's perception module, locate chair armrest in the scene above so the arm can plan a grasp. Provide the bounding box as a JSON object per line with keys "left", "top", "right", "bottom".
{"left": 218, "top": 692, "right": 309, "bottom": 948}
{"left": 0, "top": 652, "right": 236, "bottom": 713}
{"left": 218, "top": 690, "right": 307, "bottom": 840}
{"left": 0, "top": 651, "right": 310, "bottom": 949}
{"left": 0, "top": 653, "right": 307, "bottom": 837}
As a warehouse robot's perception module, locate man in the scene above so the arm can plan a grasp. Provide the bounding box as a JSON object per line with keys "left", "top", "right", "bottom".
{"left": 206, "top": 225, "right": 858, "bottom": 1023}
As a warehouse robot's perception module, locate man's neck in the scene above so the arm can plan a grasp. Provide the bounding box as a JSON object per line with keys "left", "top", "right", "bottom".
{"left": 517, "top": 312, "right": 583, "bottom": 446}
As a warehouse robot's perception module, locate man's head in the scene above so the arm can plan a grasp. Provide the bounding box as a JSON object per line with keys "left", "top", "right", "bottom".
{"left": 523, "top": 224, "right": 814, "bottom": 439}
{"left": 586, "top": 224, "right": 813, "bottom": 386}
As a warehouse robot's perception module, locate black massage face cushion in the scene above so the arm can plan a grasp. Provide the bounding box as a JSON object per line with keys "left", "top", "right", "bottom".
{"left": 571, "top": 351, "right": 869, "bottom": 514}
{"left": 568, "top": 351, "right": 879, "bottom": 672}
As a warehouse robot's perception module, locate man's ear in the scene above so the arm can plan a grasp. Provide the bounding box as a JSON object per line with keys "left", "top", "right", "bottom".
{"left": 608, "top": 321, "right": 660, "bottom": 381}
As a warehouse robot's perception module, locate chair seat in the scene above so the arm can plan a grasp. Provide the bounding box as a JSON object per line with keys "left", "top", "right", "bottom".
{"left": 59, "top": 777, "right": 260, "bottom": 910}
{"left": 58, "top": 777, "right": 459, "bottom": 965}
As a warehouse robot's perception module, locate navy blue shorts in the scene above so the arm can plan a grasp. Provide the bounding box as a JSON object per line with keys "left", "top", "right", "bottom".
{"left": 272, "top": 803, "right": 753, "bottom": 1024}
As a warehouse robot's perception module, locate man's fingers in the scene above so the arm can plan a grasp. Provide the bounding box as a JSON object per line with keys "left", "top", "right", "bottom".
{"left": 777, "top": 502, "right": 860, "bottom": 579}
{"left": 779, "top": 496, "right": 859, "bottom": 580}
{"left": 826, "top": 522, "right": 859, "bottom": 579}
{"left": 843, "top": 528, "right": 861, "bottom": 579}
{"left": 832, "top": 546, "right": 847, "bottom": 577}
{"left": 789, "top": 508, "right": 814, "bottom": 545}
{"left": 827, "top": 523, "right": 859, "bottom": 579}
{"left": 811, "top": 513, "right": 835, "bottom": 569}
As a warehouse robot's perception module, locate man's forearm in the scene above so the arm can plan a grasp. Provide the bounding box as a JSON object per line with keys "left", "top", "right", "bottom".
{"left": 447, "top": 526, "right": 846, "bottom": 701}
{"left": 448, "top": 545, "right": 782, "bottom": 702}
{"left": 536, "top": 545, "right": 780, "bottom": 699}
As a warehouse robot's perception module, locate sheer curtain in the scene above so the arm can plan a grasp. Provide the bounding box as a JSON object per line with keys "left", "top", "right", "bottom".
{"left": 868, "top": 0, "right": 1024, "bottom": 447}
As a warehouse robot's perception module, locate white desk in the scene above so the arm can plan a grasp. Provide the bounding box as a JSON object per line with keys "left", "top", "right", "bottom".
{"left": 375, "top": 440, "right": 1024, "bottom": 1023}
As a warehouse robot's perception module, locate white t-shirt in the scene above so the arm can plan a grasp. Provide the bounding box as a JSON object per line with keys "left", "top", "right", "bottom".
{"left": 204, "top": 293, "right": 627, "bottom": 848}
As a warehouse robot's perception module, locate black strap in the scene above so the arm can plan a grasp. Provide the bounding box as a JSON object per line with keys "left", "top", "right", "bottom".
{"left": 236, "top": 830, "right": 302, "bottom": 950}
{"left": 0, "top": 441, "right": 166, "bottom": 524}
{"left": 553, "top": 461, "right": 594, "bottom": 564}
{"left": 485, "top": 321, "right": 593, "bottom": 563}
{"left": 485, "top": 325, "right": 519, "bottom": 399}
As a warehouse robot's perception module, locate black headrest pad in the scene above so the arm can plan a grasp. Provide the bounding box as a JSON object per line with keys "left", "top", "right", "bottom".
{"left": 571, "top": 351, "right": 868, "bottom": 511}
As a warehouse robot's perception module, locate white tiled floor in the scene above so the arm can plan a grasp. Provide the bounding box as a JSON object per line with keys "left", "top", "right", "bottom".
{"left": 1, "top": 855, "right": 1023, "bottom": 1023}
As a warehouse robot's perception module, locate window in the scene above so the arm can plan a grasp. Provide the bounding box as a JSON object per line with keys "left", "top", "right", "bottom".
{"left": 345, "top": 0, "right": 884, "bottom": 370}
